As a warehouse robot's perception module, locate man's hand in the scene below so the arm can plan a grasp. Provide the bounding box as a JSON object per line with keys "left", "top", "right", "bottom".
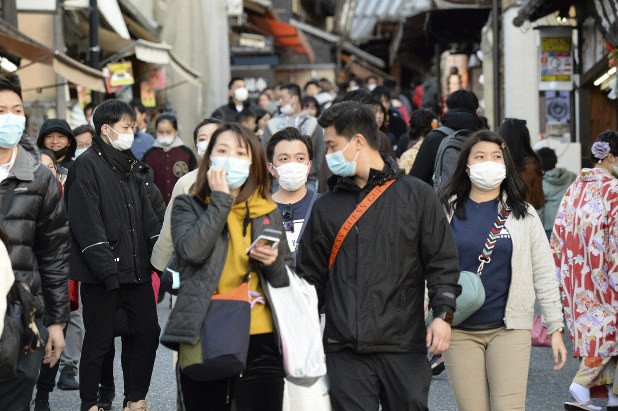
{"left": 426, "top": 317, "right": 451, "bottom": 355}
{"left": 43, "top": 323, "right": 65, "bottom": 368}
{"left": 551, "top": 330, "right": 568, "bottom": 371}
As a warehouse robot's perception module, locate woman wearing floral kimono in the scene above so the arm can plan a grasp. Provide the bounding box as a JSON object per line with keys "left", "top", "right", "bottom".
{"left": 552, "top": 130, "right": 618, "bottom": 411}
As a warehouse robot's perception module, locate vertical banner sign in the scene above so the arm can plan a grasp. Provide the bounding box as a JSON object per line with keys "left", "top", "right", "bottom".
{"left": 539, "top": 27, "right": 573, "bottom": 91}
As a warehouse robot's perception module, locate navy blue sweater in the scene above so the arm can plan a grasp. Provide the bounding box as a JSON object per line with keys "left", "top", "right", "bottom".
{"left": 451, "top": 198, "right": 512, "bottom": 327}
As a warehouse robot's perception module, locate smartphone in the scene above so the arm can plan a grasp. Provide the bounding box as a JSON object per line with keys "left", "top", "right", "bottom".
{"left": 245, "top": 228, "right": 282, "bottom": 254}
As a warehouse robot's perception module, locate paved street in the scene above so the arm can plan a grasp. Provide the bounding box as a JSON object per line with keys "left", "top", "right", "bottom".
{"left": 46, "top": 296, "right": 596, "bottom": 411}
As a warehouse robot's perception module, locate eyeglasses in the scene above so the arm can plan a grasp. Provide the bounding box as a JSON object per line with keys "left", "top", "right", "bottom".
{"left": 282, "top": 205, "right": 294, "bottom": 233}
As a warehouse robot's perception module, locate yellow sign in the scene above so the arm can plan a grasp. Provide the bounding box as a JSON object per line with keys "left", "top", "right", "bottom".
{"left": 107, "top": 62, "right": 134, "bottom": 87}
{"left": 541, "top": 38, "right": 572, "bottom": 52}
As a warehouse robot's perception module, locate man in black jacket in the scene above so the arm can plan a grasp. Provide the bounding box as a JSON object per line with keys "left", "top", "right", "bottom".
{"left": 0, "top": 75, "right": 70, "bottom": 409}
{"left": 65, "top": 99, "right": 161, "bottom": 411}
{"left": 211, "top": 77, "right": 252, "bottom": 122}
{"left": 296, "top": 101, "right": 461, "bottom": 410}
{"left": 409, "top": 90, "right": 483, "bottom": 185}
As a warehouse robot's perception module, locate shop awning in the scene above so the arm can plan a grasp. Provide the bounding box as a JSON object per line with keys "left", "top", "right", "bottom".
{"left": 248, "top": 15, "right": 315, "bottom": 62}
{"left": 0, "top": 18, "right": 106, "bottom": 92}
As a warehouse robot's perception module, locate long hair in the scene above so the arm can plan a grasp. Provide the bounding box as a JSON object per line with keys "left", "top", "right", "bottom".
{"left": 192, "top": 123, "right": 271, "bottom": 204}
{"left": 439, "top": 130, "right": 529, "bottom": 220}
{"left": 498, "top": 118, "right": 541, "bottom": 172}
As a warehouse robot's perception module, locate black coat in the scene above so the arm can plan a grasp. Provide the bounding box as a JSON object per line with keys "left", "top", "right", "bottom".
{"left": 65, "top": 135, "right": 161, "bottom": 290}
{"left": 0, "top": 135, "right": 70, "bottom": 326}
{"left": 211, "top": 98, "right": 251, "bottom": 123}
{"left": 296, "top": 154, "right": 461, "bottom": 354}
{"left": 409, "top": 109, "right": 483, "bottom": 184}
{"left": 137, "top": 162, "right": 166, "bottom": 224}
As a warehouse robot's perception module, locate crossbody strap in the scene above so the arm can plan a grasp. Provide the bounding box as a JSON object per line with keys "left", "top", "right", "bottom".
{"left": 328, "top": 179, "right": 396, "bottom": 272}
{"left": 477, "top": 204, "right": 512, "bottom": 275}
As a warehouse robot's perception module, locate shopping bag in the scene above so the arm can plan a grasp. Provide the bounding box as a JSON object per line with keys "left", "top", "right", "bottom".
{"left": 531, "top": 315, "right": 552, "bottom": 347}
{"left": 266, "top": 266, "right": 326, "bottom": 386}
{"left": 283, "top": 375, "right": 332, "bottom": 411}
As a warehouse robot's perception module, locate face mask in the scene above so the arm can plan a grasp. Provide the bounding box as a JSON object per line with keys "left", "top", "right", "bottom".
{"left": 325, "top": 140, "right": 359, "bottom": 177}
{"left": 210, "top": 156, "right": 251, "bottom": 189}
{"left": 157, "top": 135, "right": 175, "bottom": 146}
{"left": 74, "top": 147, "right": 87, "bottom": 158}
{"left": 350, "top": 86, "right": 359, "bottom": 91}
{"left": 280, "top": 97, "right": 296, "bottom": 116}
{"left": 234, "top": 87, "right": 249, "bottom": 102}
{"left": 52, "top": 146, "right": 69, "bottom": 160}
{"left": 367, "top": 84, "right": 377, "bottom": 91}
{"left": 275, "top": 162, "right": 309, "bottom": 191}
{"left": 0, "top": 113, "right": 25, "bottom": 149}
{"left": 196, "top": 140, "right": 209, "bottom": 157}
{"left": 106, "top": 126, "right": 134, "bottom": 151}
{"left": 468, "top": 161, "right": 506, "bottom": 191}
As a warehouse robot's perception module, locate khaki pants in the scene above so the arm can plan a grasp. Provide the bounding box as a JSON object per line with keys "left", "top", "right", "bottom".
{"left": 443, "top": 327, "right": 531, "bottom": 411}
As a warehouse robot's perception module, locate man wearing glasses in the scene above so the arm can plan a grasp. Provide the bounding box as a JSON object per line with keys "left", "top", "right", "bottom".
{"left": 266, "top": 127, "right": 318, "bottom": 263}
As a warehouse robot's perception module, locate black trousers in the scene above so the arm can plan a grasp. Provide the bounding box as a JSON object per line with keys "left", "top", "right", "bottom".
{"left": 35, "top": 325, "right": 68, "bottom": 394}
{"left": 326, "top": 349, "right": 431, "bottom": 411}
{"left": 79, "top": 282, "right": 160, "bottom": 411}
{"left": 179, "top": 333, "right": 284, "bottom": 411}
{"left": 0, "top": 318, "right": 48, "bottom": 411}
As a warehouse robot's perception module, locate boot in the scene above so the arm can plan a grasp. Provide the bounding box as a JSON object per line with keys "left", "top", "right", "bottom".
{"left": 97, "top": 384, "right": 115, "bottom": 410}
{"left": 58, "top": 368, "right": 80, "bottom": 390}
{"left": 125, "top": 399, "right": 148, "bottom": 411}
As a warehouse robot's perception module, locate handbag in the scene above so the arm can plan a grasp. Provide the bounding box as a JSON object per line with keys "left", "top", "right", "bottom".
{"left": 531, "top": 315, "right": 552, "bottom": 347}
{"left": 266, "top": 266, "right": 326, "bottom": 386}
{"left": 181, "top": 274, "right": 251, "bottom": 382}
{"left": 427, "top": 204, "right": 512, "bottom": 326}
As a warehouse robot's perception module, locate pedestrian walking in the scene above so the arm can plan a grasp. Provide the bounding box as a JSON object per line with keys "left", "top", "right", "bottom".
{"left": 296, "top": 101, "right": 461, "bottom": 411}
{"left": 161, "top": 123, "right": 292, "bottom": 411}
{"left": 552, "top": 130, "right": 618, "bottom": 411}
{"left": 438, "top": 130, "right": 567, "bottom": 411}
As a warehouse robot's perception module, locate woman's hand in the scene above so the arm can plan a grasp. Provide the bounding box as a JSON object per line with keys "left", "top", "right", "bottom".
{"left": 249, "top": 244, "right": 278, "bottom": 266}
{"left": 207, "top": 166, "right": 230, "bottom": 194}
{"left": 551, "top": 330, "right": 568, "bottom": 371}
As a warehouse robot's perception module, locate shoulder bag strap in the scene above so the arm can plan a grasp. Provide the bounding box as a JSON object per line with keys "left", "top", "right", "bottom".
{"left": 477, "top": 204, "right": 512, "bottom": 275}
{"left": 328, "top": 179, "right": 396, "bottom": 272}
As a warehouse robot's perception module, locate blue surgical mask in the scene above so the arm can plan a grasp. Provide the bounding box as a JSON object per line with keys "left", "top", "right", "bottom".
{"left": 0, "top": 113, "right": 26, "bottom": 149}
{"left": 325, "top": 139, "right": 359, "bottom": 177}
{"left": 210, "top": 156, "right": 251, "bottom": 189}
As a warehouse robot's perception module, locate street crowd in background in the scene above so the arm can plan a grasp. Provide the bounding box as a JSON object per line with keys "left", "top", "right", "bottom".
{"left": 0, "top": 69, "right": 616, "bottom": 411}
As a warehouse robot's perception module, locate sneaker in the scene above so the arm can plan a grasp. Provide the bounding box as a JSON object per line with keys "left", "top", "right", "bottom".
{"left": 97, "top": 384, "right": 115, "bottom": 410}
{"left": 126, "top": 399, "right": 149, "bottom": 411}
{"left": 429, "top": 354, "right": 445, "bottom": 376}
{"left": 57, "top": 370, "right": 80, "bottom": 390}
{"left": 32, "top": 396, "right": 51, "bottom": 411}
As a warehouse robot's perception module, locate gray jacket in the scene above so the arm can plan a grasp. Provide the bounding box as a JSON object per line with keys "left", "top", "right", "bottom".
{"left": 160, "top": 191, "right": 291, "bottom": 350}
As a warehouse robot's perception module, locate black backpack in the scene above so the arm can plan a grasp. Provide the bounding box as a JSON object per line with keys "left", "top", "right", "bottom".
{"left": 432, "top": 128, "right": 470, "bottom": 191}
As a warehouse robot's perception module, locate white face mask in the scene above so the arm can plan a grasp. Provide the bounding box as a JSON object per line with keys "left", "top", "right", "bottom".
{"left": 280, "top": 96, "right": 296, "bottom": 115}
{"left": 367, "top": 83, "right": 377, "bottom": 91}
{"left": 107, "top": 126, "right": 134, "bottom": 151}
{"left": 468, "top": 161, "right": 506, "bottom": 191}
{"left": 234, "top": 87, "right": 249, "bottom": 102}
{"left": 74, "top": 147, "right": 88, "bottom": 158}
{"left": 157, "top": 135, "right": 175, "bottom": 146}
{"left": 274, "top": 162, "right": 309, "bottom": 192}
{"left": 196, "top": 140, "right": 209, "bottom": 157}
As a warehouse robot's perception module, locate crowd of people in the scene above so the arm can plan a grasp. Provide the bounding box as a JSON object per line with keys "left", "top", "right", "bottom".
{"left": 0, "top": 69, "right": 616, "bottom": 411}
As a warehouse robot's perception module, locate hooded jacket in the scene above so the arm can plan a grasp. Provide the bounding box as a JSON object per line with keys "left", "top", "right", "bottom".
{"left": 0, "top": 135, "right": 70, "bottom": 326}
{"left": 538, "top": 167, "right": 576, "bottom": 231}
{"left": 296, "top": 154, "right": 461, "bottom": 354}
{"left": 65, "top": 135, "right": 161, "bottom": 290}
{"left": 36, "top": 119, "right": 76, "bottom": 170}
{"left": 160, "top": 191, "right": 292, "bottom": 350}
{"left": 409, "top": 109, "right": 483, "bottom": 185}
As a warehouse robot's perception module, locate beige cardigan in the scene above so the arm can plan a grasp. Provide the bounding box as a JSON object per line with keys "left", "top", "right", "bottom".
{"left": 446, "top": 199, "right": 565, "bottom": 334}
{"left": 150, "top": 169, "right": 198, "bottom": 271}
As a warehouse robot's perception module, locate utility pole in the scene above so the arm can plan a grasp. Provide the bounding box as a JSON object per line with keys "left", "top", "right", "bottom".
{"left": 492, "top": 0, "right": 501, "bottom": 128}
{"left": 89, "top": 0, "right": 101, "bottom": 105}
{"left": 55, "top": 1, "right": 67, "bottom": 119}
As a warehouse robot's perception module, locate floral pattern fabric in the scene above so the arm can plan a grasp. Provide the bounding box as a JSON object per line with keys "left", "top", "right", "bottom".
{"left": 551, "top": 167, "right": 618, "bottom": 358}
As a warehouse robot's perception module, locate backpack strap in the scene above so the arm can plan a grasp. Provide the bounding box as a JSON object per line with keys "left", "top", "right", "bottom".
{"left": 434, "top": 126, "right": 455, "bottom": 136}
{"left": 477, "top": 204, "right": 512, "bottom": 275}
{"left": 328, "top": 179, "right": 396, "bottom": 272}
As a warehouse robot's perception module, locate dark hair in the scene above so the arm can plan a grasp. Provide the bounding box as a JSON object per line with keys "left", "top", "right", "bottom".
{"left": 498, "top": 118, "right": 540, "bottom": 171}
{"left": 39, "top": 147, "right": 57, "bottom": 164}
{"left": 304, "top": 80, "right": 320, "bottom": 91}
{"left": 318, "top": 101, "right": 380, "bottom": 150}
{"left": 237, "top": 108, "right": 257, "bottom": 124}
{"left": 300, "top": 96, "right": 321, "bottom": 117}
{"left": 364, "top": 75, "right": 378, "bottom": 85}
{"left": 342, "top": 88, "right": 374, "bottom": 105}
{"left": 72, "top": 124, "right": 95, "bottom": 137}
{"left": 439, "top": 130, "right": 529, "bottom": 220}
{"left": 591, "top": 130, "right": 618, "bottom": 163}
{"left": 83, "top": 102, "right": 95, "bottom": 114}
{"left": 536, "top": 147, "right": 557, "bottom": 171}
{"left": 478, "top": 115, "right": 489, "bottom": 130}
{"left": 254, "top": 108, "right": 270, "bottom": 122}
{"left": 266, "top": 127, "right": 313, "bottom": 163}
{"left": 445, "top": 90, "right": 479, "bottom": 112}
{"left": 129, "top": 99, "right": 146, "bottom": 113}
{"left": 192, "top": 117, "right": 221, "bottom": 144}
{"left": 155, "top": 113, "right": 178, "bottom": 131}
{"left": 0, "top": 74, "right": 22, "bottom": 100}
{"left": 228, "top": 77, "right": 244, "bottom": 90}
{"left": 93, "top": 99, "right": 136, "bottom": 136}
{"left": 193, "top": 123, "right": 270, "bottom": 204}
{"left": 408, "top": 108, "right": 435, "bottom": 141}
{"left": 371, "top": 85, "right": 391, "bottom": 101}
{"left": 280, "top": 83, "right": 301, "bottom": 98}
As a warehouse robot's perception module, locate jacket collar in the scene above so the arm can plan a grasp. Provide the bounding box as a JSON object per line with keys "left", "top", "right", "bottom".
{"left": 11, "top": 134, "right": 40, "bottom": 181}
{"left": 92, "top": 134, "right": 138, "bottom": 176}
{"left": 329, "top": 152, "right": 403, "bottom": 193}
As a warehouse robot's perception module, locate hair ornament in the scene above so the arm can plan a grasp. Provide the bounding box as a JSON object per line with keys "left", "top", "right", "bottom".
{"left": 500, "top": 143, "right": 506, "bottom": 149}
{"left": 592, "top": 141, "right": 611, "bottom": 163}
